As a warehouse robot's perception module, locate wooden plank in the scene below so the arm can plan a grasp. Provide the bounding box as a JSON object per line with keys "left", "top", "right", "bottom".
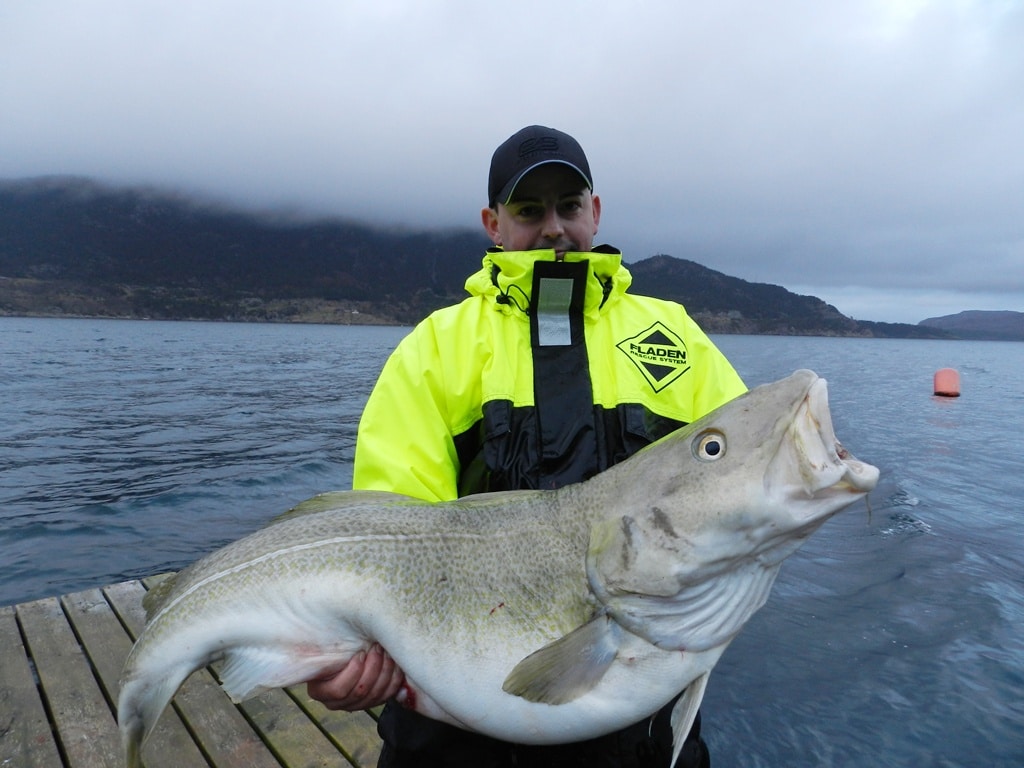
{"left": 16, "top": 596, "right": 121, "bottom": 768}
{"left": 104, "top": 580, "right": 281, "bottom": 768}
{"left": 0, "top": 603, "right": 65, "bottom": 768}
{"left": 229, "top": 686, "right": 359, "bottom": 768}
{"left": 5, "top": 576, "right": 388, "bottom": 768}
{"left": 285, "top": 688, "right": 383, "bottom": 768}
{"left": 61, "top": 588, "right": 208, "bottom": 768}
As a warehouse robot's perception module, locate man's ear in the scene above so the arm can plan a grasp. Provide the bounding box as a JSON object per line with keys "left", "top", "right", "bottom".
{"left": 481, "top": 206, "right": 502, "bottom": 245}
{"left": 591, "top": 194, "right": 601, "bottom": 234}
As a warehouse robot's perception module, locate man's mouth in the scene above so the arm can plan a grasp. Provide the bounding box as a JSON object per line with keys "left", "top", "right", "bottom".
{"left": 544, "top": 241, "right": 577, "bottom": 259}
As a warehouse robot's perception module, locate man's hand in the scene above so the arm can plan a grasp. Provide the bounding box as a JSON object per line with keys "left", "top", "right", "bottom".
{"left": 307, "top": 643, "right": 405, "bottom": 711}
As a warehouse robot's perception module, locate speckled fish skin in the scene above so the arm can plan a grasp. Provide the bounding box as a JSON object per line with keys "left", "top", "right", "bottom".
{"left": 118, "top": 369, "right": 879, "bottom": 768}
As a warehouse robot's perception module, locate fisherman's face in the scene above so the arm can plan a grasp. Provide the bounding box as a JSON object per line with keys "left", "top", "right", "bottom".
{"left": 481, "top": 164, "right": 601, "bottom": 258}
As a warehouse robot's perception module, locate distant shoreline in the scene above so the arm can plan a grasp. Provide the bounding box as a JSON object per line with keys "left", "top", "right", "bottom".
{"left": 7, "top": 310, "right": 1019, "bottom": 340}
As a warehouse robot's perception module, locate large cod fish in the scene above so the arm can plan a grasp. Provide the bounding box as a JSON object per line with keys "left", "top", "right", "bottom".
{"left": 118, "top": 370, "right": 879, "bottom": 767}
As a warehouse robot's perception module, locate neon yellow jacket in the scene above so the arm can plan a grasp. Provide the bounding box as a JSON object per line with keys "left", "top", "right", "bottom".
{"left": 353, "top": 247, "right": 746, "bottom": 502}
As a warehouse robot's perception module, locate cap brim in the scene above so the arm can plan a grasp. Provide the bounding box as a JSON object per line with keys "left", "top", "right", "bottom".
{"left": 496, "top": 160, "right": 593, "bottom": 207}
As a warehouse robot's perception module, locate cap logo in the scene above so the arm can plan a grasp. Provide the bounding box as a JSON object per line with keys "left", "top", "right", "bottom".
{"left": 519, "top": 137, "right": 559, "bottom": 157}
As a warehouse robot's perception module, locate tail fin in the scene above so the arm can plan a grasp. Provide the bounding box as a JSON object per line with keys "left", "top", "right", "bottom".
{"left": 118, "top": 662, "right": 195, "bottom": 768}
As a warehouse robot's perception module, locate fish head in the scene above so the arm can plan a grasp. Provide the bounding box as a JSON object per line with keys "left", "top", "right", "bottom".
{"left": 586, "top": 369, "right": 879, "bottom": 650}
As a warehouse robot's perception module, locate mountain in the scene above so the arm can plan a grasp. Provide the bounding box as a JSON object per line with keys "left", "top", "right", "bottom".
{"left": 630, "top": 255, "right": 878, "bottom": 337}
{"left": 919, "top": 310, "right": 1024, "bottom": 341}
{"left": 0, "top": 176, "right": 947, "bottom": 337}
{"left": 0, "top": 176, "right": 488, "bottom": 325}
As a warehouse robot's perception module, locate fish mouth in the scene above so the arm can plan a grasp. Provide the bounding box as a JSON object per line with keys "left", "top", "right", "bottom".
{"left": 804, "top": 377, "right": 878, "bottom": 494}
{"left": 768, "top": 376, "right": 880, "bottom": 517}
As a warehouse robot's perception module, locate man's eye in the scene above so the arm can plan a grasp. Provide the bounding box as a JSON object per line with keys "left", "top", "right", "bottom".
{"left": 516, "top": 206, "right": 542, "bottom": 219}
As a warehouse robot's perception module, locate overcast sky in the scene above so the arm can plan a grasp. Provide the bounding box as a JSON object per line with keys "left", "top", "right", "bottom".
{"left": 2, "top": 0, "right": 1021, "bottom": 324}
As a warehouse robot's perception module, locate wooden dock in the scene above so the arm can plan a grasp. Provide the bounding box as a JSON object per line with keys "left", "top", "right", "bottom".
{"left": 1, "top": 576, "right": 383, "bottom": 768}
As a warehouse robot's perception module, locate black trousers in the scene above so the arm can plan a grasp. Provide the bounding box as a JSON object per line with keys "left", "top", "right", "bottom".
{"left": 376, "top": 697, "right": 710, "bottom": 768}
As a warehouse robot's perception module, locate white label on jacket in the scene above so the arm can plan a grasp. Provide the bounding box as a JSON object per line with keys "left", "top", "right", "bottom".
{"left": 536, "top": 277, "right": 574, "bottom": 346}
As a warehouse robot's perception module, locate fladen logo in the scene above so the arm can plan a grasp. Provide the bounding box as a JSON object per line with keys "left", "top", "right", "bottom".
{"left": 616, "top": 322, "right": 690, "bottom": 392}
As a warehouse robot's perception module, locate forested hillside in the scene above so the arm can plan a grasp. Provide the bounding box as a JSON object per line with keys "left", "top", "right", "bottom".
{"left": 1, "top": 177, "right": 949, "bottom": 338}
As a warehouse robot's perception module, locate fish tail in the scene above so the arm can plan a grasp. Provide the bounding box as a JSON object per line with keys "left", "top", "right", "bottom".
{"left": 118, "top": 660, "right": 196, "bottom": 767}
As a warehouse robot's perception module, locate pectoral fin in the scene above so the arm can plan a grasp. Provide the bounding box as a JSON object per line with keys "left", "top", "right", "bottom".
{"left": 219, "top": 644, "right": 357, "bottom": 702}
{"left": 502, "top": 614, "right": 621, "bottom": 704}
{"left": 669, "top": 672, "right": 710, "bottom": 768}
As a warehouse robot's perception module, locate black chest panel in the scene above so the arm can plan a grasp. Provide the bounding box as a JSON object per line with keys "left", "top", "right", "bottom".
{"left": 454, "top": 260, "right": 685, "bottom": 495}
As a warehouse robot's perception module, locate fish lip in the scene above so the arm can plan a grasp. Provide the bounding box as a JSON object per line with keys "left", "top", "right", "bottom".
{"left": 766, "top": 376, "right": 880, "bottom": 520}
{"left": 833, "top": 441, "right": 880, "bottom": 492}
{"left": 806, "top": 378, "right": 879, "bottom": 494}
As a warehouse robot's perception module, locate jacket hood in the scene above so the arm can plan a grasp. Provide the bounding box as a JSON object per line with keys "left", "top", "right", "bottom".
{"left": 464, "top": 246, "right": 634, "bottom": 319}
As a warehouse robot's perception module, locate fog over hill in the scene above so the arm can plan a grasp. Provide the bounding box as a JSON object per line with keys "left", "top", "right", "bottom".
{"left": 0, "top": 177, "right": 966, "bottom": 338}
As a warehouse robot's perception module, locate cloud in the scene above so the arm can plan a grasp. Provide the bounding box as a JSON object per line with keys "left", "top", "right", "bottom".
{"left": 2, "top": 0, "right": 1022, "bottom": 323}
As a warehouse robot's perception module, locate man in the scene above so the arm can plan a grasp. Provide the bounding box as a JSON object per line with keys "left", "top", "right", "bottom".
{"left": 308, "top": 125, "right": 747, "bottom": 767}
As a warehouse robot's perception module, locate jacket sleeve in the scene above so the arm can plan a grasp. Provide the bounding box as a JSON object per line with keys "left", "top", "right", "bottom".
{"left": 352, "top": 320, "right": 462, "bottom": 502}
{"left": 684, "top": 321, "right": 747, "bottom": 418}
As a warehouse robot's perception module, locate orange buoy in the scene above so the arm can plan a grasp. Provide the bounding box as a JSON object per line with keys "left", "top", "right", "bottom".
{"left": 933, "top": 368, "right": 961, "bottom": 397}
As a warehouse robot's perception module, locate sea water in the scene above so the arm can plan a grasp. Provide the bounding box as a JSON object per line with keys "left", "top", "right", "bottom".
{"left": 1, "top": 317, "right": 1021, "bottom": 766}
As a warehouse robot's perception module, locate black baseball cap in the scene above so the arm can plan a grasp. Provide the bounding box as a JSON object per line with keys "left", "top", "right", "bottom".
{"left": 487, "top": 125, "right": 593, "bottom": 208}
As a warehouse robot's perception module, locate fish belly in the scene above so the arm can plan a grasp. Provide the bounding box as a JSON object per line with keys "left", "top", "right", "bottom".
{"left": 377, "top": 618, "right": 724, "bottom": 744}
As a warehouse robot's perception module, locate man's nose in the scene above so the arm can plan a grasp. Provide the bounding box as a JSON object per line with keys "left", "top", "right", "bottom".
{"left": 540, "top": 209, "right": 565, "bottom": 238}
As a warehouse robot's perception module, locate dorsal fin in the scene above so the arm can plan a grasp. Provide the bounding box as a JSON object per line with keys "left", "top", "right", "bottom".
{"left": 143, "top": 491, "right": 427, "bottom": 620}
{"left": 142, "top": 571, "right": 181, "bottom": 621}
{"left": 267, "top": 490, "right": 426, "bottom": 525}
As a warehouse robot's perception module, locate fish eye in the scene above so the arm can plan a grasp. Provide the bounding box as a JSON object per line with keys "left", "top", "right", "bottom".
{"left": 693, "top": 431, "right": 726, "bottom": 461}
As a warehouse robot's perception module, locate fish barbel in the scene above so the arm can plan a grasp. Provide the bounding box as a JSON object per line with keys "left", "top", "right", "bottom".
{"left": 118, "top": 369, "right": 878, "bottom": 767}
